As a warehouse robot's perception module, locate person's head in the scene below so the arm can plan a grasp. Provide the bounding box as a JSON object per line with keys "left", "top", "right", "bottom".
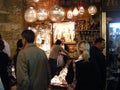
{"left": 17, "top": 39, "right": 23, "bottom": 49}
{"left": 55, "top": 39, "right": 62, "bottom": 45}
{"left": 94, "top": 37, "right": 105, "bottom": 51}
{"left": 0, "top": 40, "right": 5, "bottom": 51}
{"left": 77, "top": 40, "right": 90, "bottom": 61}
{"left": 61, "top": 37, "right": 65, "bottom": 45}
{"left": 21, "top": 30, "right": 35, "bottom": 47}
{"left": 0, "top": 34, "right": 2, "bottom": 40}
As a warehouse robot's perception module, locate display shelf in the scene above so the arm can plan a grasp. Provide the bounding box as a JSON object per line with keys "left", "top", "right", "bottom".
{"left": 75, "top": 19, "right": 101, "bottom": 45}
{"left": 79, "top": 30, "right": 100, "bottom": 45}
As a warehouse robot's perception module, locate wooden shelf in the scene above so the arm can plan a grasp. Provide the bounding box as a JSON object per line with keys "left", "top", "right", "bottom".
{"left": 0, "top": 10, "right": 9, "bottom": 14}
{"left": 77, "top": 30, "right": 100, "bottom": 32}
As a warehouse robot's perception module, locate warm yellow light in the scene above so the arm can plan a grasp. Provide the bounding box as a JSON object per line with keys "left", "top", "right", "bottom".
{"left": 73, "top": 7, "right": 79, "bottom": 16}
{"left": 33, "top": 0, "right": 39, "bottom": 3}
{"left": 79, "top": 6, "right": 85, "bottom": 15}
{"left": 37, "top": 9, "right": 48, "bottom": 21}
{"left": 49, "top": 5, "right": 65, "bottom": 22}
{"left": 88, "top": 5, "right": 97, "bottom": 15}
{"left": 24, "top": 7, "right": 37, "bottom": 23}
{"left": 67, "top": 10, "right": 73, "bottom": 19}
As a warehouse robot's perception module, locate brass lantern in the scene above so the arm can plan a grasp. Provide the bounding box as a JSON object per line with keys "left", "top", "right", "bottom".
{"left": 37, "top": 9, "right": 48, "bottom": 21}
{"left": 73, "top": 7, "right": 79, "bottom": 16}
{"left": 88, "top": 5, "right": 97, "bottom": 15}
{"left": 67, "top": 10, "right": 73, "bottom": 19}
{"left": 49, "top": 5, "right": 65, "bottom": 22}
{"left": 24, "top": 7, "right": 37, "bottom": 23}
{"left": 79, "top": 6, "right": 85, "bottom": 15}
{"left": 33, "top": 0, "right": 39, "bottom": 2}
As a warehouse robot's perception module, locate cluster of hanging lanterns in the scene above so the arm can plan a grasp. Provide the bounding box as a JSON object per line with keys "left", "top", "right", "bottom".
{"left": 24, "top": 5, "right": 65, "bottom": 23}
{"left": 67, "top": 5, "right": 97, "bottom": 19}
{"left": 24, "top": 0, "right": 97, "bottom": 23}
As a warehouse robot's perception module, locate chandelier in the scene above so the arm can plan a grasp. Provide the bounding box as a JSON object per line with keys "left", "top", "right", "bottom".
{"left": 24, "top": 0, "right": 97, "bottom": 23}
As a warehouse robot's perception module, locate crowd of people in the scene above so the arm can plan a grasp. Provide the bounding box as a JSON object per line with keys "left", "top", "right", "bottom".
{"left": 0, "top": 29, "right": 119, "bottom": 90}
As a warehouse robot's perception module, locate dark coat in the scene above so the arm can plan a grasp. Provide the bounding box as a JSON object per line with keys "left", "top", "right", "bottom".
{"left": 66, "top": 60, "right": 95, "bottom": 90}
{"left": 0, "top": 51, "right": 10, "bottom": 90}
{"left": 90, "top": 46, "right": 106, "bottom": 90}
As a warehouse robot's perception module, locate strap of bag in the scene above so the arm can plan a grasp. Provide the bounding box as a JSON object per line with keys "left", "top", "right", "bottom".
{"left": 73, "top": 61, "right": 76, "bottom": 81}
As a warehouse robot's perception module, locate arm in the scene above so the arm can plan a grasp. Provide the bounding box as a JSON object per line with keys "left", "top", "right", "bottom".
{"left": 16, "top": 51, "right": 29, "bottom": 89}
{"left": 60, "top": 46, "right": 69, "bottom": 55}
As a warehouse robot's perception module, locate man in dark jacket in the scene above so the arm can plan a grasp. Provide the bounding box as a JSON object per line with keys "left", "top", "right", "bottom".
{"left": 90, "top": 37, "right": 106, "bottom": 90}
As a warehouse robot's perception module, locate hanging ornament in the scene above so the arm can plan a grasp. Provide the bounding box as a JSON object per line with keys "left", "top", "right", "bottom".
{"left": 49, "top": 5, "right": 65, "bottom": 22}
{"left": 73, "top": 7, "right": 79, "bottom": 16}
{"left": 24, "top": 7, "right": 37, "bottom": 23}
{"left": 33, "top": 0, "right": 39, "bottom": 3}
{"left": 79, "top": 6, "right": 85, "bottom": 15}
{"left": 88, "top": 5, "right": 97, "bottom": 15}
{"left": 37, "top": 9, "right": 48, "bottom": 21}
{"left": 67, "top": 10, "right": 73, "bottom": 19}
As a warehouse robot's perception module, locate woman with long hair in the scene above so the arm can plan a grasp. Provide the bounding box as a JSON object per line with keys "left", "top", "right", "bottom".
{"left": 66, "top": 40, "right": 95, "bottom": 90}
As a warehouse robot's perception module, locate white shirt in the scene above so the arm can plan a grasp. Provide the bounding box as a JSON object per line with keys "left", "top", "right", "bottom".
{"left": 3, "top": 40, "right": 11, "bottom": 57}
{"left": 0, "top": 77, "right": 4, "bottom": 90}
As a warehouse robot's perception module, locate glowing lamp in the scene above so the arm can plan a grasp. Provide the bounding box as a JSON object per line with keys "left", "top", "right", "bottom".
{"left": 49, "top": 5, "right": 65, "bottom": 22}
{"left": 37, "top": 9, "right": 48, "bottom": 21}
{"left": 24, "top": 7, "right": 37, "bottom": 23}
{"left": 79, "top": 6, "right": 85, "bottom": 15}
{"left": 88, "top": 5, "right": 97, "bottom": 15}
{"left": 67, "top": 10, "right": 73, "bottom": 19}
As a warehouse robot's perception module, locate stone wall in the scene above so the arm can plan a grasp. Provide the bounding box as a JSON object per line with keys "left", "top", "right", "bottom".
{"left": 0, "top": 0, "right": 24, "bottom": 57}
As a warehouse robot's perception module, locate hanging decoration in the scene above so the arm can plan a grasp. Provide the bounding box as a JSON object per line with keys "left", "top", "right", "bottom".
{"left": 67, "top": 10, "right": 73, "bottom": 19}
{"left": 24, "top": 1, "right": 98, "bottom": 22}
{"left": 79, "top": 6, "right": 85, "bottom": 15}
{"left": 24, "top": 7, "right": 37, "bottom": 23}
{"left": 33, "top": 0, "right": 39, "bottom": 3}
{"left": 49, "top": 5, "right": 65, "bottom": 22}
{"left": 72, "top": 7, "right": 79, "bottom": 16}
{"left": 88, "top": 5, "right": 97, "bottom": 15}
{"left": 37, "top": 9, "right": 48, "bottom": 21}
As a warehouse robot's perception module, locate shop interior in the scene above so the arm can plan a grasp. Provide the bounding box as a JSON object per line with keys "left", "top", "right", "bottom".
{"left": 0, "top": 0, "right": 120, "bottom": 89}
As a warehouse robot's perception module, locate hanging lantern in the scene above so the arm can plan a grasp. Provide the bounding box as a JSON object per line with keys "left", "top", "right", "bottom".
{"left": 88, "top": 5, "right": 97, "bottom": 15}
{"left": 67, "top": 10, "right": 73, "bottom": 19}
{"left": 24, "top": 7, "right": 37, "bottom": 23}
{"left": 79, "top": 6, "right": 85, "bottom": 15}
{"left": 37, "top": 9, "right": 48, "bottom": 21}
{"left": 73, "top": 7, "right": 79, "bottom": 16}
{"left": 49, "top": 5, "right": 65, "bottom": 22}
{"left": 33, "top": 0, "right": 39, "bottom": 3}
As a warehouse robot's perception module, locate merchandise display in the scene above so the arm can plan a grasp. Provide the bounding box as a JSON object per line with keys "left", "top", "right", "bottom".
{"left": 50, "top": 67, "right": 68, "bottom": 87}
